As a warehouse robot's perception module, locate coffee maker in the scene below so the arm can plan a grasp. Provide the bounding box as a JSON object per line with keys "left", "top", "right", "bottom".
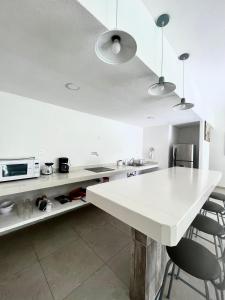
{"left": 58, "top": 157, "right": 69, "bottom": 173}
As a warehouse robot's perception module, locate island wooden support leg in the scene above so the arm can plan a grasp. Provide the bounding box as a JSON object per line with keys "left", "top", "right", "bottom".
{"left": 130, "top": 228, "right": 167, "bottom": 300}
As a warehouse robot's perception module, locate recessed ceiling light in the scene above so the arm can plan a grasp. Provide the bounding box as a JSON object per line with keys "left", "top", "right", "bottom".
{"left": 147, "top": 116, "right": 155, "bottom": 119}
{"left": 65, "top": 82, "right": 80, "bottom": 91}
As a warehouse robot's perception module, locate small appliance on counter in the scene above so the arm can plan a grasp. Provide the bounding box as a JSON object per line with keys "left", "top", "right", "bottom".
{"left": 0, "top": 157, "right": 40, "bottom": 182}
{"left": 58, "top": 157, "right": 69, "bottom": 173}
{"left": 41, "top": 162, "right": 54, "bottom": 175}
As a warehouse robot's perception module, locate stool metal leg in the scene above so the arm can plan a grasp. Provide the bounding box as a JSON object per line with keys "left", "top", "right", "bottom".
{"left": 159, "top": 260, "right": 172, "bottom": 300}
{"left": 190, "top": 227, "right": 193, "bottom": 238}
{"left": 214, "top": 286, "right": 222, "bottom": 300}
{"left": 214, "top": 235, "right": 219, "bottom": 259}
{"left": 214, "top": 286, "right": 220, "bottom": 300}
{"left": 204, "top": 281, "right": 210, "bottom": 300}
{"left": 175, "top": 267, "right": 180, "bottom": 279}
{"left": 167, "top": 263, "right": 175, "bottom": 299}
{"left": 194, "top": 228, "right": 198, "bottom": 238}
{"left": 218, "top": 237, "right": 224, "bottom": 260}
{"left": 221, "top": 214, "right": 225, "bottom": 226}
{"left": 217, "top": 213, "right": 220, "bottom": 224}
{"left": 185, "top": 228, "right": 190, "bottom": 238}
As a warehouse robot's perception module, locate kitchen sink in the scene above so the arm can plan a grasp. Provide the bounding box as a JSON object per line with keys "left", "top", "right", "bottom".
{"left": 85, "top": 167, "right": 115, "bottom": 173}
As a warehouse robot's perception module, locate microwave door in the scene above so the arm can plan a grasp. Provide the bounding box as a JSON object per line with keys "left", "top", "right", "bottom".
{"left": 2, "top": 163, "right": 28, "bottom": 178}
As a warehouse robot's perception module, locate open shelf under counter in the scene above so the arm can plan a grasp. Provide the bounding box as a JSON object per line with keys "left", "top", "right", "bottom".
{"left": 0, "top": 198, "right": 89, "bottom": 236}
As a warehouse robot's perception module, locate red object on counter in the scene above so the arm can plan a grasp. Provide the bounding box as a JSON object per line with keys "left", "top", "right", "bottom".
{"left": 69, "top": 187, "right": 86, "bottom": 200}
{"left": 102, "top": 177, "right": 109, "bottom": 182}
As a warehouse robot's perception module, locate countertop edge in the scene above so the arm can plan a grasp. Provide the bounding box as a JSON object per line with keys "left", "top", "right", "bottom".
{"left": 0, "top": 163, "right": 158, "bottom": 197}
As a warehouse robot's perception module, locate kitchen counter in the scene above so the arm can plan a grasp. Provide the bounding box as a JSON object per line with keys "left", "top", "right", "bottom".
{"left": 0, "top": 162, "right": 158, "bottom": 236}
{"left": 0, "top": 162, "right": 158, "bottom": 198}
{"left": 87, "top": 167, "right": 221, "bottom": 246}
{"left": 87, "top": 167, "right": 221, "bottom": 300}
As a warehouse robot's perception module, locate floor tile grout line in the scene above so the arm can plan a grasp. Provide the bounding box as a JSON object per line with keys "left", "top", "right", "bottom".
{"left": 38, "top": 261, "right": 56, "bottom": 300}
{"left": 34, "top": 230, "right": 106, "bottom": 300}
{"left": 107, "top": 219, "right": 132, "bottom": 238}
{"left": 59, "top": 231, "right": 130, "bottom": 299}
{"left": 69, "top": 226, "right": 106, "bottom": 265}
{"left": 1, "top": 208, "right": 129, "bottom": 299}
{"left": 105, "top": 240, "right": 131, "bottom": 265}
{"left": 61, "top": 264, "right": 106, "bottom": 300}
{"left": 0, "top": 260, "right": 39, "bottom": 283}
{"left": 67, "top": 211, "right": 132, "bottom": 263}
{"left": 31, "top": 242, "right": 56, "bottom": 300}
{"left": 0, "top": 236, "right": 39, "bottom": 281}
{"left": 106, "top": 242, "right": 131, "bottom": 287}
{"left": 105, "top": 242, "right": 131, "bottom": 288}
{"left": 64, "top": 219, "right": 132, "bottom": 293}
{"left": 46, "top": 216, "right": 131, "bottom": 280}
{"left": 73, "top": 224, "right": 131, "bottom": 265}
{"left": 0, "top": 208, "right": 129, "bottom": 284}
{"left": 66, "top": 205, "right": 132, "bottom": 239}
{"left": 31, "top": 234, "right": 80, "bottom": 261}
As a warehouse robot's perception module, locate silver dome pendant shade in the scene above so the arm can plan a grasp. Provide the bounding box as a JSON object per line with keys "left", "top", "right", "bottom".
{"left": 173, "top": 97, "right": 194, "bottom": 110}
{"left": 149, "top": 76, "right": 176, "bottom": 96}
{"left": 173, "top": 53, "right": 194, "bottom": 110}
{"left": 148, "top": 14, "right": 176, "bottom": 96}
{"left": 95, "top": 0, "right": 137, "bottom": 65}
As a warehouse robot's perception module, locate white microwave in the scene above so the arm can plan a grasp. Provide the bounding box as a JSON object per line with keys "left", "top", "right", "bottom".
{"left": 0, "top": 157, "right": 40, "bottom": 182}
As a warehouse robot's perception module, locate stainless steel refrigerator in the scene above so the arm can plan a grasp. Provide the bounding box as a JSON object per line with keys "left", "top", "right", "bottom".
{"left": 173, "top": 144, "right": 195, "bottom": 168}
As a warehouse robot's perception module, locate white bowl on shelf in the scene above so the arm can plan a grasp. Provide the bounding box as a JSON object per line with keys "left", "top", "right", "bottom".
{"left": 0, "top": 201, "right": 15, "bottom": 215}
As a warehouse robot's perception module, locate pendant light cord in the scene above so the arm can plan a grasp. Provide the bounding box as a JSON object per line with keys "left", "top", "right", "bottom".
{"left": 115, "top": 0, "right": 118, "bottom": 29}
{"left": 182, "top": 60, "right": 185, "bottom": 98}
{"left": 160, "top": 27, "right": 164, "bottom": 76}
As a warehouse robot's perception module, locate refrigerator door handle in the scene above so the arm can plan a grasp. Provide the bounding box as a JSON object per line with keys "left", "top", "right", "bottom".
{"left": 173, "top": 148, "right": 177, "bottom": 166}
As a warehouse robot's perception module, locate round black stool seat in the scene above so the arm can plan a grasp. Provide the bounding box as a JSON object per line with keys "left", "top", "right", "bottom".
{"left": 167, "top": 238, "right": 220, "bottom": 281}
{"left": 192, "top": 214, "right": 225, "bottom": 237}
{"left": 210, "top": 192, "right": 225, "bottom": 202}
{"left": 203, "top": 201, "right": 224, "bottom": 214}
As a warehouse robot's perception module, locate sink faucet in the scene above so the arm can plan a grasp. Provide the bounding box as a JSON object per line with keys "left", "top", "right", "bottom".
{"left": 90, "top": 152, "right": 99, "bottom": 157}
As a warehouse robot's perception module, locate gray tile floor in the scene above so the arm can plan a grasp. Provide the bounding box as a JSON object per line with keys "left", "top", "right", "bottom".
{"left": 0, "top": 203, "right": 222, "bottom": 300}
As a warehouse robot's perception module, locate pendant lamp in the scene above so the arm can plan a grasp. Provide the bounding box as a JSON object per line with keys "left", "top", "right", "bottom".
{"left": 148, "top": 14, "right": 176, "bottom": 96}
{"left": 95, "top": 0, "right": 137, "bottom": 65}
{"left": 173, "top": 53, "right": 194, "bottom": 110}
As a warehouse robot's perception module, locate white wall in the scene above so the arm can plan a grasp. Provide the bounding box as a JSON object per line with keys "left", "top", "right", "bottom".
{"left": 209, "top": 127, "right": 225, "bottom": 187}
{"left": 143, "top": 125, "right": 170, "bottom": 169}
{"left": 0, "top": 91, "right": 143, "bottom": 168}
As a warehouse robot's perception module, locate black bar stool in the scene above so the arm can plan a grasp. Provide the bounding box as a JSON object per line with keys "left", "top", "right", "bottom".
{"left": 190, "top": 213, "right": 225, "bottom": 258}
{"left": 159, "top": 238, "right": 225, "bottom": 300}
{"left": 210, "top": 192, "right": 225, "bottom": 207}
{"left": 202, "top": 200, "right": 225, "bottom": 225}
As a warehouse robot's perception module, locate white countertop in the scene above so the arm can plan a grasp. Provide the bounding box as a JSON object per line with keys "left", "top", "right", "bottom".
{"left": 87, "top": 167, "right": 221, "bottom": 246}
{"left": 0, "top": 162, "right": 158, "bottom": 198}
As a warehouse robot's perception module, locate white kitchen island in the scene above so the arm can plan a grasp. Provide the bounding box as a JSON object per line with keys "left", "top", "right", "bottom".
{"left": 87, "top": 167, "right": 222, "bottom": 300}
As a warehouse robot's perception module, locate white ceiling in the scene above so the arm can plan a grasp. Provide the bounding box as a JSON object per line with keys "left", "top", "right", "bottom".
{"left": 142, "top": 0, "right": 225, "bottom": 125}
{"left": 0, "top": 0, "right": 200, "bottom": 127}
